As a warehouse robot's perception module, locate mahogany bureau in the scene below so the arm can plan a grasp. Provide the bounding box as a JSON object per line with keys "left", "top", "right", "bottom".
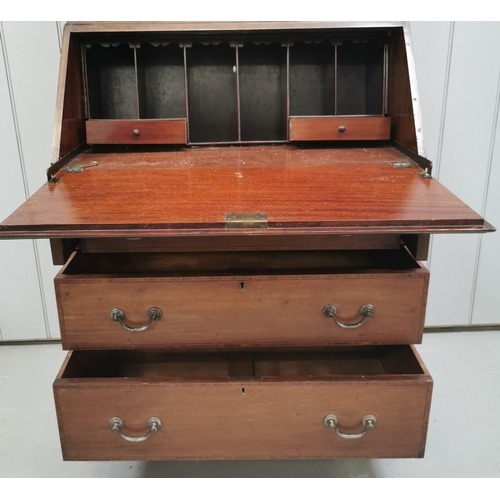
{"left": 0, "top": 22, "right": 493, "bottom": 461}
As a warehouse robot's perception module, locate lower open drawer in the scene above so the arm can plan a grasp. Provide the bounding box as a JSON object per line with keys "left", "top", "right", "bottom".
{"left": 53, "top": 345, "right": 433, "bottom": 460}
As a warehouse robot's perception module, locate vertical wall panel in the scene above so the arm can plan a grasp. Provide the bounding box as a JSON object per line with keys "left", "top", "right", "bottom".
{"left": 1, "top": 22, "right": 60, "bottom": 194}
{"left": 408, "top": 23, "right": 453, "bottom": 329}
{"left": 0, "top": 25, "right": 48, "bottom": 340}
{"left": 421, "top": 22, "right": 500, "bottom": 326}
{"left": 472, "top": 75, "right": 500, "bottom": 324}
{"left": 2, "top": 22, "right": 62, "bottom": 338}
{"left": 409, "top": 22, "right": 452, "bottom": 172}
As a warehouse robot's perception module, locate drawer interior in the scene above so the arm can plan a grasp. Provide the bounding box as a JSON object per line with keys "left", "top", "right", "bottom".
{"left": 61, "top": 247, "right": 420, "bottom": 277}
{"left": 59, "top": 346, "right": 425, "bottom": 380}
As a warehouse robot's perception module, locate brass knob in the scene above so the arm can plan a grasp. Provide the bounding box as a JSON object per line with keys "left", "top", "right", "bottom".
{"left": 133, "top": 129, "right": 140, "bottom": 136}
{"left": 338, "top": 125, "right": 346, "bottom": 133}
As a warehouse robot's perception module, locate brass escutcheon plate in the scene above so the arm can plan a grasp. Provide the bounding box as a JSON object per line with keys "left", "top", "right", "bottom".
{"left": 225, "top": 212, "right": 268, "bottom": 229}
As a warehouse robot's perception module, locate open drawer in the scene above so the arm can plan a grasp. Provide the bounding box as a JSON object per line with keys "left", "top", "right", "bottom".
{"left": 53, "top": 345, "right": 433, "bottom": 460}
{"left": 55, "top": 247, "right": 429, "bottom": 349}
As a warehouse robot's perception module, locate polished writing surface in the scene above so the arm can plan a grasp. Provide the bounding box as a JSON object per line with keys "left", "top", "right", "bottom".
{"left": 0, "top": 145, "right": 488, "bottom": 238}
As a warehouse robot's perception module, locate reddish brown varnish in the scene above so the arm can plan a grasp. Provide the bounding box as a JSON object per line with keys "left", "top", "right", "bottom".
{"left": 289, "top": 117, "right": 391, "bottom": 141}
{"left": 86, "top": 119, "right": 187, "bottom": 145}
{"left": 80, "top": 234, "right": 401, "bottom": 253}
{"left": 54, "top": 346, "right": 433, "bottom": 460}
{"left": 55, "top": 248, "right": 429, "bottom": 349}
{"left": 0, "top": 145, "right": 488, "bottom": 238}
{"left": 2, "top": 22, "right": 488, "bottom": 464}
{"left": 388, "top": 28, "right": 418, "bottom": 151}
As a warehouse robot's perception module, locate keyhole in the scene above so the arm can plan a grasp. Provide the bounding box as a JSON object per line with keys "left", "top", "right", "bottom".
{"left": 240, "top": 281, "right": 245, "bottom": 290}
{"left": 241, "top": 388, "right": 246, "bottom": 394}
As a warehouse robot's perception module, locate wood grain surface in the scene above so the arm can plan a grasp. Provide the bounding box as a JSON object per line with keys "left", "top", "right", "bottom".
{"left": 289, "top": 117, "right": 391, "bottom": 141}
{"left": 388, "top": 29, "right": 418, "bottom": 152}
{"left": 86, "top": 119, "right": 187, "bottom": 145}
{"left": 56, "top": 31, "right": 86, "bottom": 159}
{"left": 55, "top": 249, "right": 429, "bottom": 349}
{"left": 53, "top": 346, "right": 432, "bottom": 460}
{"left": 0, "top": 145, "right": 488, "bottom": 238}
{"left": 81, "top": 234, "right": 401, "bottom": 253}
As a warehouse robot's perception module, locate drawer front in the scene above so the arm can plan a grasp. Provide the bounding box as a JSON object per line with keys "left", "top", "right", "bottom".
{"left": 81, "top": 234, "right": 401, "bottom": 253}
{"left": 85, "top": 119, "right": 187, "bottom": 144}
{"left": 289, "top": 116, "right": 391, "bottom": 141}
{"left": 54, "top": 354, "right": 432, "bottom": 460}
{"left": 56, "top": 272, "right": 428, "bottom": 349}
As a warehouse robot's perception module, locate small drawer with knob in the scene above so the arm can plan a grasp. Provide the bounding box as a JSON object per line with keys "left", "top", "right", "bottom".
{"left": 53, "top": 345, "right": 433, "bottom": 460}
{"left": 54, "top": 247, "right": 429, "bottom": 350}
{"left": 289, "top": 116, "right": 391, "bottom": 141}
{"left": 85, "top": 119, "right": 187, "bottom": 145}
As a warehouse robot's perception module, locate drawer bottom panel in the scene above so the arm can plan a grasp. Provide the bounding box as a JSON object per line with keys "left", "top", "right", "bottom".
{"left": 53, "top": 347, "right": 433, "bottom": 461}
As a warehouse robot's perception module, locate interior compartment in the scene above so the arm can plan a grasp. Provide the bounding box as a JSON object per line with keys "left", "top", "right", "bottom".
{"left": 289, "top": 41, "right": 336, "bottom": 116}
{"left": 337, "top": 41, "right": 384, "bottom": 115}
{"left": 239, "top": 42, "right": 287, "bottom": 141}
{"left": 136, "top": 43, "right": 186, "bottom": 119}
{"left": 82, "top": 34, "right": 387, "bottom": 142}
{"left": 62, "top": 248, "right": 419, "bottom": 277}
{"left": 86, "top": 43, "right": 138, "bottom": 119}
{"left": 60, "top": 346, "right": 424, "bottom": 379}
{"left": 187, "top": 43, "right": 238, "bottom": 142}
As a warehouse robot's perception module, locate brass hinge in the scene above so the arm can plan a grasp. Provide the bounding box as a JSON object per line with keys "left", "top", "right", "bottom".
{"left": 225, "top": 212, "right": 268, "bottom": 229}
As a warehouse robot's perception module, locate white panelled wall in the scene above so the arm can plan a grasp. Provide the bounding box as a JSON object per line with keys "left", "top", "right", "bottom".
{"left": 0, "top": 22, "right": 499, "bottom": 341}
{"left": 0, "top": 22, "right": 62, "bottom": 340}
{"left": 411, "top": 22, "right": 500, "bottom": 326}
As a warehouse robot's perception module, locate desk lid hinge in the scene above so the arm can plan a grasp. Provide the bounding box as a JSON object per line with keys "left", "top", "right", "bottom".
{"left": 225, "top": 212, "right": 268, "bottom": 229}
